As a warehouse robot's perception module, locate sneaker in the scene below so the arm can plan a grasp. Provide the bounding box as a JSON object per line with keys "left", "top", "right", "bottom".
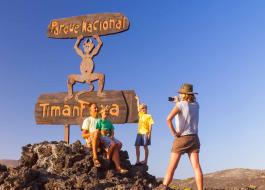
{"left": 155, "top": 184, "right": 168, "bottom": 190}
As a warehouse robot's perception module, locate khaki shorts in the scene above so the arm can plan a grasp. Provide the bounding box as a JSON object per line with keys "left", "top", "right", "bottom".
{"left": 171, "top": 134, "right": 200, "bottom": 154}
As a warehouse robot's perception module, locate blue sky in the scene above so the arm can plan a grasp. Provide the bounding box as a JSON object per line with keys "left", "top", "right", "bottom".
{"left": 0, "top": 0, "right": 265, "bottom": 179}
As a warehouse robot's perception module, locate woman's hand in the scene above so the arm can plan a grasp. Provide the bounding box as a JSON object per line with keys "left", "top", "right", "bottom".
{"left": 173, "top": 131, "right": 181, "bottom": 137}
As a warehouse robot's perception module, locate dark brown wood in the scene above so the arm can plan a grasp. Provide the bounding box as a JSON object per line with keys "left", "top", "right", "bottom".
{"left": 64, "top": 124, "right": 70, "bottom": 144}
{"left": 47, "top": 13, "right": 130, "bottom": 39}
{"left": 35, "top": 90, "right": 138, "bottom": 125}
{"left": 122, "top": 90, "right": 138, "bottom": 123}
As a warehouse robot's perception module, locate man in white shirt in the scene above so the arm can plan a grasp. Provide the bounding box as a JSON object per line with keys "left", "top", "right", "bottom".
{"left": 82, "top": 103, "right": 101, "bottom": 167}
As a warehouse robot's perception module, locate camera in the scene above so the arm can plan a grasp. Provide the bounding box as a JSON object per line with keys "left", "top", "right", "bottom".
{"left": 168, "top": 96, "right": 179, "bottom": 102}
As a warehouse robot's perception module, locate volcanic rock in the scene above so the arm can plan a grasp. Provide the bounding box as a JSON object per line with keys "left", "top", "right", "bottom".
{"left": 0, "top": 140, "right": 158, "bottom": 190}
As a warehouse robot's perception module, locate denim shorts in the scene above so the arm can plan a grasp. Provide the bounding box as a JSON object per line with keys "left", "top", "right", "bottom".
{"left": 100, "top": 136, "right": 121, "bottom": 148}
{"left": 134, "top": 134, "right": 151, "bottom": 146}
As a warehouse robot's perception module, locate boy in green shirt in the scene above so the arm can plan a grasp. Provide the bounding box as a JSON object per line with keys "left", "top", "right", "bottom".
{"left": 96, "top": 107, "right": 127, "bottom": 174}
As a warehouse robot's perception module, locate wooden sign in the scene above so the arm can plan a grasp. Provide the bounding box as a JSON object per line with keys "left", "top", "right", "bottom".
{"left": 35, "top": 90, "right": 138, "bottom": 125}
{"left": 47, "top": 13, "right": 130, "bottom": 39}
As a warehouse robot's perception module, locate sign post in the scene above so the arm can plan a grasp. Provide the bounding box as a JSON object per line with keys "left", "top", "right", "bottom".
{"left": 64, "top": 124, "right": 70, "bottom": 144}
{"left": 35, "top": 13, "right": 136, "bottom": 143}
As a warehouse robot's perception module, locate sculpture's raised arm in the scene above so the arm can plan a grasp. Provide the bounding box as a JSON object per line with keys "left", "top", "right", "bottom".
{"left": 74, "top": 35, "right": 84, "bottom": 58}
{"left": 90, "top": 35, "right": 103, "bottom": 57}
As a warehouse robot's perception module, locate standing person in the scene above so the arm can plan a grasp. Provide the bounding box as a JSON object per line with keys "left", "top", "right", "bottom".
{"left": 158, "top": 83, "right": 203, "bottom": 190}
{"left": 96, "top": 107, "right": 128, "bottom": 174}
{"left": 134, "top": 96, "right": 154, "bottom": 166}
{"left": 81, "top": 103, "right": 101, "bottom": 167}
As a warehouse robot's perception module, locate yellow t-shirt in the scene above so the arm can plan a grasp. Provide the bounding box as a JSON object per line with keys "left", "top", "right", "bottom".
{"left": 137, "top": 112, "right": 154, "bottom": 134}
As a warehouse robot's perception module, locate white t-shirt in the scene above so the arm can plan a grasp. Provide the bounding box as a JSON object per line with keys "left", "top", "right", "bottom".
{"left": 81, "top": 116, "right": 99, "bottom": 133}
{"left": 175, "top": 101, "right": 199, "bottom": 136}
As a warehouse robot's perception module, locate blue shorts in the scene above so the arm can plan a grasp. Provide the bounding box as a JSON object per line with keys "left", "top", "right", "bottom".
{"left": 135, "top": 134, "right": 151, "bottom": 146}
{"left": 100, "top": 136, "right": 121, "bottom": 148}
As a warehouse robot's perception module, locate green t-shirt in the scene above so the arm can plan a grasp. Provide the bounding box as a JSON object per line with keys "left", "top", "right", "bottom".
{"left": 96, "top": 119, "right": 114, "bottom": 131}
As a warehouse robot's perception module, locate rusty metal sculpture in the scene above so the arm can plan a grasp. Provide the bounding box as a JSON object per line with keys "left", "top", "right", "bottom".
{"left": 65, "top": 34, "right": 105, "bottom": 101}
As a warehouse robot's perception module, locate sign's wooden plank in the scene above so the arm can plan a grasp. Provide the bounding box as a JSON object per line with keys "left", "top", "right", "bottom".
{"left": 35, "top": 90, "right": 137, "bottom": 125}
{"left": 122, "top": 90, "right": 138, "bottom": 123}
{"left": 47, "top": 13, "right": 130, "bottom": 39}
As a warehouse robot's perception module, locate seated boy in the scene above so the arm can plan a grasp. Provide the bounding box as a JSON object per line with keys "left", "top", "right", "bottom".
{"left": 96, "top": 106, "right": 127, "bottom": 174}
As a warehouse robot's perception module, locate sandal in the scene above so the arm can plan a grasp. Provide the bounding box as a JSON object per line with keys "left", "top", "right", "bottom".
{"left": 116, "top": 168, "right": 128, "bottom": 174}
{"left": 93, "top": 158, "right": 101, "bottom": 167}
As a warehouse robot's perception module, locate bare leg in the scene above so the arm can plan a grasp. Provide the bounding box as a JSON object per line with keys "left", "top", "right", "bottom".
{"left": 91, "top": 131, "right": 101, "bottom": 167}
{"left": 92, "top": 132, "right": 100, "bottom": 159}
{"left": 188, "top": 152, "right": 203, "bottom": 190}
{"left": 111, "top": 146, "right": 122, "bottom": 170}
{"left": 117, "top": 142, "right": 122, "bottom": 151}
{"left": 107, "top": 142, "right": 116, "bottom": 160}
{"left": 109, "top": 145, "right": 128, "bottom": 173}
{"left": 163, "top": 152, "right": 181, "bottom": 186}
{"left": 135, "top": 146, "right": 140, "bottom": 164}
{"left": 143, "top": 145, "right": 149, "bottom": 164}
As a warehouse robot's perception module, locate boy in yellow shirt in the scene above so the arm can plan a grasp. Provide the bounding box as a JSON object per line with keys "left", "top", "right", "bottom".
{"left": 135, "top": 96, "right": 154, "bottom": 165}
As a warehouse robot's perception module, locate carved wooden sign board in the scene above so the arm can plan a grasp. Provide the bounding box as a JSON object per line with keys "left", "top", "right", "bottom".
{"left": 47, "top": 13, "right": 130, "bottom": 38}
{"left": 35, "top": 90, "right": 138, "bottom": 125}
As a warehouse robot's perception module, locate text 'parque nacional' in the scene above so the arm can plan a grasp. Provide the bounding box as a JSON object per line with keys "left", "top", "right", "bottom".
{"left": 47, "top": 13, "right": 130, "bottom": 39}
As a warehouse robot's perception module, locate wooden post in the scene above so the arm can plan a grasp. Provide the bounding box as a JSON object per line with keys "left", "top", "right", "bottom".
{"left": 64, "top": 124, "right": 70, "bottom": 144}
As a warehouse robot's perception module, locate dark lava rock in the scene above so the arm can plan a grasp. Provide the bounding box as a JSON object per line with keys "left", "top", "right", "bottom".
{"left": 0, "top": 140, "right": 158, "bottom": 189}
{"left": 0, "top": 164, "right": 7, "bottom": 172}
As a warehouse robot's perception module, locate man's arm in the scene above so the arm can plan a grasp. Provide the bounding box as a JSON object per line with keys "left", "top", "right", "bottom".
{"left": 90, "top": 35, "right": 102, "bottom": 57}
{"left": 74, "top": 35, "right": 84, "bottom": 58}
{"left": 82, "top": 130, "right": 90, "bottom": 139}
{"left": 81, "top": 118, "right": 89, "bottom": 139}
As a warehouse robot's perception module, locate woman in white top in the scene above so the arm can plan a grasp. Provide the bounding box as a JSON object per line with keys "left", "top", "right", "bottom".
{"left": 159, "top": 84, "right": 203, "bottom": 190}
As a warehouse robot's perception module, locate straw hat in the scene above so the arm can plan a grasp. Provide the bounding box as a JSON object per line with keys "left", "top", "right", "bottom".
{"left": 178, "top": 83, "right": 198, "bottom": 94}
